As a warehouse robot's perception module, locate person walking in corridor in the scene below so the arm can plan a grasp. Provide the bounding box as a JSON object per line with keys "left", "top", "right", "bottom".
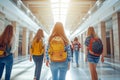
{"left": 70, "top": 41, "right": 73, "bottom": 62}
{"left": 46, "top": 22, "right": 71, "bottom": 80}
{"left": 30, "top": 29, "right": 45, "bottom": 80}
{"left": 72, "top": 37, "right": 81, "bottom": 67}
{"left": 85, "top": 26, "right": 104, "bottom": 80}
{"left": 0, "top": 25, "right": 16, "bottom": 80}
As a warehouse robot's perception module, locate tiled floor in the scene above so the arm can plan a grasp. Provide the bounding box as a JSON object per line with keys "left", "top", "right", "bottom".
{"left": 1, "top": 56, "right": 120, "bottom": 80}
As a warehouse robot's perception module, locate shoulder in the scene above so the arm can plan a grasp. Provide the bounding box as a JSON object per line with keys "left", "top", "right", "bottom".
{"left": 85, "top": 36, "right": 92, "bottom": 46}
{"left": 86, "top": 36, "right": 93, "bottom": 41}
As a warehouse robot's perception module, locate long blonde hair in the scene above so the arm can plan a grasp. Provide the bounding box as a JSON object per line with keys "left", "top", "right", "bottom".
{"left": 33, "top": 29, "right": 44, "bottom": 43}
{"left": 49, "top": 22, "right": 69, "bottom": 45}
{"left": 87, "top": 26, "right": 98, "bottom": 38}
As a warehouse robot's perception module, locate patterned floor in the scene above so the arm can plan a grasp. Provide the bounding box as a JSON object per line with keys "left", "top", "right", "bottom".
{"left": 1, "top": 55, "right": 120, "bottom": 80}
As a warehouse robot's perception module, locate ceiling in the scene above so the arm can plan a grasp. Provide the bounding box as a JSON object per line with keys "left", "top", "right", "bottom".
{"left": 21, "top": 0, "right": 97, "bottom": 35}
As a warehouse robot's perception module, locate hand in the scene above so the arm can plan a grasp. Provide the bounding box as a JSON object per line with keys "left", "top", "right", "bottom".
{"left": 46, "top": 60, "right": 49, "bottom": 67}
{"left": 68, "top": 62, "right": 70, "bottom": 70}
{"left": 29, "top": 56, "right": 32, "bottom": 62}
{"left": 101, "top": 56, "right": 104, "bottom": 63}
{"left": 85, "top": 57, "right": 87, "bottom": 62}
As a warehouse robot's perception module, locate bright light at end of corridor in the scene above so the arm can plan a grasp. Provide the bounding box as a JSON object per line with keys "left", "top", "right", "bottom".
{"left": 51, "top": 0, "right": 70, "bottom": 25}
{"left": 51, "top": 0, "right": 70, "bottom": 3}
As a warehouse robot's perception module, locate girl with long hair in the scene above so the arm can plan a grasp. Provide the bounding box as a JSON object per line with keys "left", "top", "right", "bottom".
{"left": 46, "top": 22, "right": 71, "bottom": 80}
{"left": 72, "top": 37, "right": 81, "bottom": 67}
{"left": 30, "top": 29, "right": 45, "bottom": 80}
{"left": 0, "top": 24, "right": 16, "bottom": 80}
{"left": 85, "top": 26, "right": 104, "bottom": 80}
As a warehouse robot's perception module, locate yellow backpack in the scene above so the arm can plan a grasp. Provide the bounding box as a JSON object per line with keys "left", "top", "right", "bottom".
{"left": 48, "top": 36, "right": 67, "bottom": 62}
{"left": 0, "top": 44, "right": 6, "bottom": 56}
{"left": 30, "top": 40, "right": 44, "bottom": 56}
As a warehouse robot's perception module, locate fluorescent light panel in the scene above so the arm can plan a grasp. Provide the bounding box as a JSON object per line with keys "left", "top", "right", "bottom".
{"left": 51, "top": 0, "right": 70, "bottom": 24}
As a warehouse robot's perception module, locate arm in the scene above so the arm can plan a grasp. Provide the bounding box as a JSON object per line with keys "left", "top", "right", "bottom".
{"left": 65, "top": 44, "right": 72, "bottom": 62}
{"left": 42, "top": 44, "right": 46, "bottom": 63}
{"left": 42, "top": 38, "right": 45, "bottom": 54}
{"left": 78, "top": 42, "right": 82, "bottom": 49}
{"left": 29, "top": 45, "right": 33, "bottom": 62}
{"left": 85, "top": 46, "right": 88, "bottom": 62}
{"left": 101, "top": 53, "right": 104, "bottom": 63}
{"left": 84, "top": 36, "right": 90, "bottom": 62}
{"left": 65, "top": 44, "right": 72, "bottom": 70}
{"left": 46, "top": 44, "right": 50, "bottom": 67}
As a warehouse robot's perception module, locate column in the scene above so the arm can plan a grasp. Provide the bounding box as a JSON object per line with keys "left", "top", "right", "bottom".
{"left": 28, "top": 31, "right": 34, "bottom": 54}
{"left": 80, "top": 34, "right": 83, "bottom": 53}
{"left": 98, "top": 21, "right": 107, "bottom": 56}
{"left": 112, "top": 12, "right": 120, "bottom": 61}
{"left": 110, "top": 29, "right": 114, "bottom": 58}
{"left": 11, "top": 21, "right": 19, "bottom": 58}
{"left": 0, "top": 12, "right": 5, "bottom": 34}
{"left": 22, "top": 27, "right": 29, "bottom": 56}
{"left": 29, "top": 31, "right": 34, "bottom": 44}
{"left": 83, "top": 31, "right": 87, "bottom": 62}
{"left": 80, "top": 34, "right": 84, "bottom": 61}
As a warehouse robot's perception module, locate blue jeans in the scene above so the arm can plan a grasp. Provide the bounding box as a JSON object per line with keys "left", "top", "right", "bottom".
{"left": 50, "top": 60, "right": 68, "bottom": 80}
{"left": 74, "top": 50, "right": 79, "bottom": 65}
{"left": 33, "top": 54, "right": 43, "bottom": 80}
{"left": 0, "top": 54, "right": 13, "bottom": 80}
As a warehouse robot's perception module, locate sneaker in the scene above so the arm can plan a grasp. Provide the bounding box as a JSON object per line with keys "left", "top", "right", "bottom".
{"left": 76, "top": 64, "right": 79, "bottom": 67}
{"left": 33, "top": 77, "right": 36, "bottom": 80}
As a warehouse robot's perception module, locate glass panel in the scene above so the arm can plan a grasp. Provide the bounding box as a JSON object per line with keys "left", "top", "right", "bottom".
{"left": 51, "top": 0, "right": 70, "bottom": 23}
{"left": 51, "top": 4, "right": 59, "bottom": 8}
{"left": 61, "top": 0, "right": 70, "bottom": 3}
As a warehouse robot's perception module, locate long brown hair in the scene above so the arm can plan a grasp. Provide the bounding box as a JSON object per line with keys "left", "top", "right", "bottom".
{"left": 87, "top": 26, "right": 98, "bottom": 38}
{"left": 49, "top": 22, "right": 69, "bottom": 45}
{"left": 33, "top": 29, "right": 44, "bottom": 43}
{"left": 0, "top": 25, "right": 14, "bottom": 47}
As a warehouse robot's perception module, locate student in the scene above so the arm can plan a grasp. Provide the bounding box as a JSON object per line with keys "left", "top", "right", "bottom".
{"left": 70, "top": 41, "right": 73, "bottom": 62}
{"left": 72, "top": 37, "right": 81, "bottom": 67}
{"left": 84, "top": 26, "right": 104, "bottom": 80}
{"left": 30, "top": 29, "right": 45, "bottom": 80}
{"left": 0, "top": 25, "right": 16, "bottom": 80}
{"left": 46, "top": 22, "right": 71, "bottom": 80}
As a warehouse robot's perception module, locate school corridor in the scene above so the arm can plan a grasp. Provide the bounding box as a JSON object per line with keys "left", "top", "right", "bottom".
{"left": 1, "top": 53, "right": 120, "bottom": 80}
{"left": 0, "top": 0, "right": 120, "bottom": 80}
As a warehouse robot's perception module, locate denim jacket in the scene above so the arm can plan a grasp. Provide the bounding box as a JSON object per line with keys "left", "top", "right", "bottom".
{"left": 46, "top": 44, "right": 72, "bottom": 62}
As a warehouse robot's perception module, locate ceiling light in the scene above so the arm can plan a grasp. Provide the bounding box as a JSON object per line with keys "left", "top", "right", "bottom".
{"left": 88, "top": 11, "right": 91, "bottom": 14}
{"left": 51, "top": 0, "right": 70, "bottom": 24}
{"left": 82, "top": 17, "right": 85, "bottom": 20}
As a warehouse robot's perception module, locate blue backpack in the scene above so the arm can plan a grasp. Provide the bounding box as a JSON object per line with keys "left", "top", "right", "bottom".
{"left": 89, "top": 37, "right": 103, "bottom": 56}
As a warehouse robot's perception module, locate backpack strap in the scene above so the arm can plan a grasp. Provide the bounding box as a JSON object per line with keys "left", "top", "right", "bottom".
{"left": 78, "top": 42, "right": 81, "bottom": 48}
{"left": 89, "top": 37, "right": 94, "bottom": 51}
